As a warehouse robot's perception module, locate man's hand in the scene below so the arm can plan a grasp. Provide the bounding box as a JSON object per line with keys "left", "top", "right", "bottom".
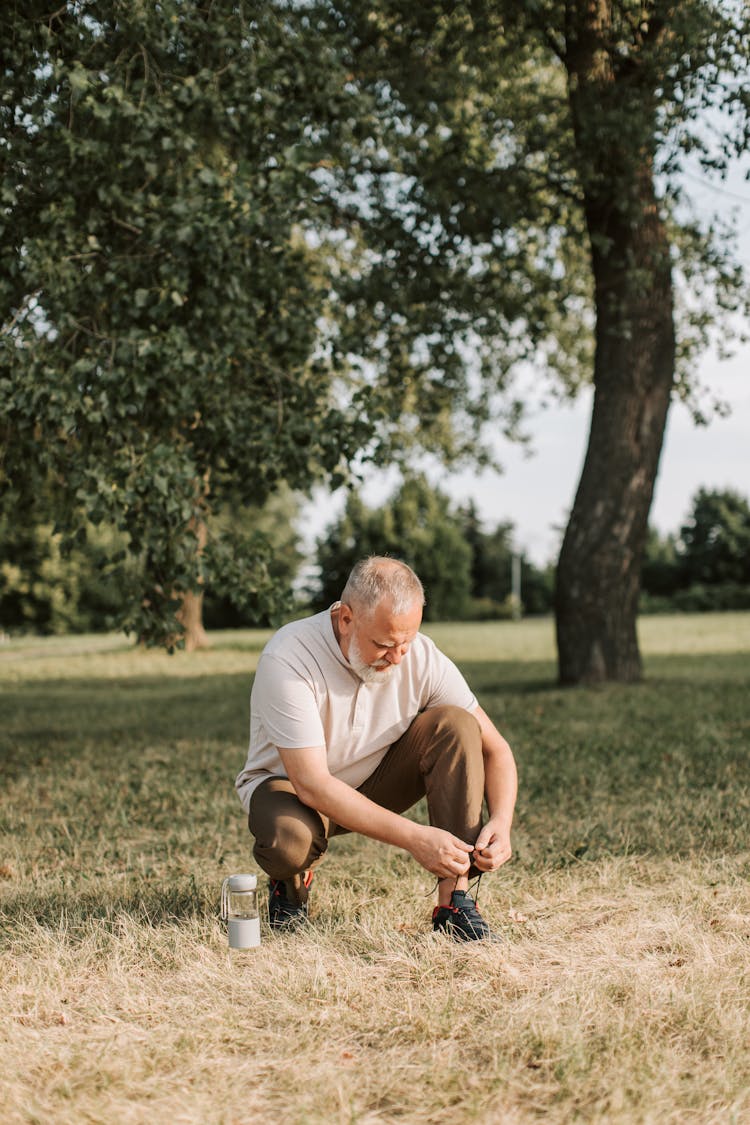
{"left": 277, "top": 746, "right": 478, "bottom": 876}
{"left": 471, "top": 818, "right": 512, "bottom": 872}
{"left": 409, "top": 825, "right": 474, "bottom": 879}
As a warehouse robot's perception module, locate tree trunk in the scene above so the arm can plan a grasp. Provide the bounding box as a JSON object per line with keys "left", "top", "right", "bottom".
{"left": 556, "top": 5, "right": 676, "bottom": 683}
{"left": 175, "top": 511, "right": 210, "bottom": 652}
{"left": 555, "top": 251, "right": 674, "bottom": 682}
{"left": 176, "top": 587, "right": 210, "bottom": 652}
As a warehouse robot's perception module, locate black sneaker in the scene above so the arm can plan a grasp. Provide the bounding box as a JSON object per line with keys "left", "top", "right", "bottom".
{"left": 268, "top": 870, "right": 313, "bottom": 931}
{"left": 432, "top": 889, "right": 500, "bottom": 943}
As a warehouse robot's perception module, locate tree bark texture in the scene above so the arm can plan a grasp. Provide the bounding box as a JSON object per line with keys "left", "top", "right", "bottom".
{"left": 175, "top": 508, "right": 210, "bottom": 653}
{"left": 176, "top": 587, "right": 210, "bottom": 653}
{"left": 555, "top": 2, "right": 676, "bottom": 683}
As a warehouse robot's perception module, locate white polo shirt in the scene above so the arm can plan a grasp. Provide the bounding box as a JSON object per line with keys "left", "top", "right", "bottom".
{"left": 235, "top": 607, "right": 477, "bottom": 811}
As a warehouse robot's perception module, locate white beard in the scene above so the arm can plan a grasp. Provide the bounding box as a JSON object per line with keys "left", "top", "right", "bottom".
{"left": 348, "top": 634, "right": 394, "bottom": 685}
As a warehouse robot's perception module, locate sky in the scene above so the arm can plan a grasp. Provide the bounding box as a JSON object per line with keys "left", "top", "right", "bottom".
{"left": 301, "top": 343, "right": 749, "bottom": 567}
{"left": 300, "top": 169, "right": 750, "bottom": 568}
{"left": 439, "top": 341, "right": 749, "bottom": 565}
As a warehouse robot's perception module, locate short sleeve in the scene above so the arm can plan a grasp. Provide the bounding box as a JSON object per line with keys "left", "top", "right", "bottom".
{"left": 422, "top": 642, "right": 477, "bottom": 713}
{"left": 251, "top": 652, "right": 326, "bottom": 749}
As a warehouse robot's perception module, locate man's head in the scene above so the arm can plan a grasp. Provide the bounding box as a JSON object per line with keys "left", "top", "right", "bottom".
{"left": 337, "top": 557, "right": 425, "bottom": 684}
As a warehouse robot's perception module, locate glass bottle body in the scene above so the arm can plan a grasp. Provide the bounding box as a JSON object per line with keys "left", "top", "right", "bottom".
{"left": 221, "top": 874, "right": 260, "bottom": 948}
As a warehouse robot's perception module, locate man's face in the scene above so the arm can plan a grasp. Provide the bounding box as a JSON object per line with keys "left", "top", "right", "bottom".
{"left": 342, "top": 599, "right": 423, "bottom": 684}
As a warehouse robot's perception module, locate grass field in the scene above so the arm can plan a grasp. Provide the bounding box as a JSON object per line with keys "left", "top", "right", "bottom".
{"left": 1, "top": 614, "right": 749, "bottom": 1124}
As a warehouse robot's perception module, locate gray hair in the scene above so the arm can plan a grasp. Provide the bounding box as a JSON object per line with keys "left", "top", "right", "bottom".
{"left": 341, "top": 556, "right": 425, "bottom": 617}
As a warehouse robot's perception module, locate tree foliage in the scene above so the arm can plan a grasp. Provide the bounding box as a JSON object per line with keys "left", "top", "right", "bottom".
{"left": 319, "top": 0, "right": 749, "bottom": 405}
{"left": 1, "top": 1, "right": 370, "bottom": 646}
{"left": 679, "top": 488, "right": 750, "bottom": 587}
{"left": 202, "top": 487, "right": 305, "bottom": 628}
{"left": 0, "top": 509, "right": 125, "bottom": 635}
{"left": 641, "top": 488, "right": 750, "bottom": 610}
{"left": 311, "top": 0, "right": 750, "bottom": 681}
{"left": 641, "top": 526, "right": 681, "bottom": 599}
{"left": 4, "top": 2, "right": 749, "bottom": 659}
{"left": 0, "top": 485, "right": 305, "bottom": 635}
{"left": 314, "top": 477, "right": 474, "bottom": 620}
{"left": 459, "top": 501, "right": 553, "bottom": 616}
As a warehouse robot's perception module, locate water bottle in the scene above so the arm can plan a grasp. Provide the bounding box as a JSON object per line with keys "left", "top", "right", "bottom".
{"left": 221, "top": 873, "right": 260, "bottom": 948}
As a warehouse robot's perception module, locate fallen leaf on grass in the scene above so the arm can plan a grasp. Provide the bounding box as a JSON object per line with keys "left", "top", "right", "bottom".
{"left": 0, "top": 864, "right": 15, "bottom": 880}
{"left": 509, "top": 908, "right": 528, "bottom": 924}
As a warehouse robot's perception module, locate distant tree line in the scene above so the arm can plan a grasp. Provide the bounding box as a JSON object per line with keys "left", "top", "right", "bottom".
{"left": 312, "top": 481, "right": 750, "bottom": 619}
{"left": 640, "top": 488, "right": 750, "bottom": 613}
{"left": 311, "top": 477, "right": 553, "bottom": 620}
{"left": 3, "top": 482, "right": 747, "bottom": 636}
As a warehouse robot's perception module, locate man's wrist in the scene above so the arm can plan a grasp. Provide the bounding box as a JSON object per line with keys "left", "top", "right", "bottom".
{"left": 396, "top": 817, "right": 422, "bottom": 853}
{"left": 485, "top": 812, "right": 513, "bottom": 836}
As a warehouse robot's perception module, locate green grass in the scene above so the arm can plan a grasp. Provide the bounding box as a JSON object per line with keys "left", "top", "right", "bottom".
{"left": 1, "top": 614, "right": 749, "bottom": 1123}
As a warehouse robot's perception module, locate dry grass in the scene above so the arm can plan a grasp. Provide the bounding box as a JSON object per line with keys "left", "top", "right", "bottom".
{"left": 3, "top": 855, "right": 749, "bottom": 1124}
{"left": 2, "top": 616, "right": 750, "bottom": 1123}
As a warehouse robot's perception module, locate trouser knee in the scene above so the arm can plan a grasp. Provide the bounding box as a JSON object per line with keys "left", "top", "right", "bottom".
{"left": 249, "top": 780, "right": 328, "bottom": 881}
{"left": 252, "top": 823, "right": 328, "bottom": 882}
{"left": 416, "top": 704, "right": 483, "bottom": 773}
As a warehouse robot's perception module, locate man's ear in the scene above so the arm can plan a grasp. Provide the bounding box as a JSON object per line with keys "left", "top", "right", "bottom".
{"left": 338, "top": 602, "right": 355, "bottom": 635}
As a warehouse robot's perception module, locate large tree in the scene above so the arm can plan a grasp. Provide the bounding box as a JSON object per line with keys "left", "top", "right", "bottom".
{"left": 0, "top": 1, "right": 370, "bottom": 647}
{"left": 320, "top": 0, "right": 750, "bottom": 681}
{"left": 547, "top": 0, "right": 748, "bottom": 681}
{"left": 6, "top": 3, "right": 748, "bottom": 663}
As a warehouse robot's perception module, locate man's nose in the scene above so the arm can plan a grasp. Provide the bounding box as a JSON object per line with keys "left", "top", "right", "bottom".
{"left": 386, "top": 645, "right": 407, "bottom": 665}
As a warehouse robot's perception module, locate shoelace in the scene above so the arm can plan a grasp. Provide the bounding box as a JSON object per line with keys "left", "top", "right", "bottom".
{"left": 467, "top": 873, "right": 483, "bottom": 905}
{"left": 426, "top": 872, "right": 483, "bottom": 905}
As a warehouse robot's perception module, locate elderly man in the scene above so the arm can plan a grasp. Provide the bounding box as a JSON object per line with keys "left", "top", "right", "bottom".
{"left": 235, "top": 556, "right": 517, "bottom": 941}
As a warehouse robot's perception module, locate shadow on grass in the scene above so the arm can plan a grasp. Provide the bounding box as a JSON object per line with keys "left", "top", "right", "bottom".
{"left": 0, "top": 673, "right": 252, "bottom": 782}
{"left": 0, "top": 877, "right": 217, "bottom": 938}
{"left": 460, "top": 651, "right": 750, "bottom": 693}
{"left": 2, "top": 651, "right": 748, "bottom": 873}
{"left": 1, "top": 651, "right": 747, "bottom": 772}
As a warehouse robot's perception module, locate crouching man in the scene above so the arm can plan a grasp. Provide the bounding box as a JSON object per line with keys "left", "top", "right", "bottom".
{"left": 235, "top": 556, "right": 518, "bottom": 941}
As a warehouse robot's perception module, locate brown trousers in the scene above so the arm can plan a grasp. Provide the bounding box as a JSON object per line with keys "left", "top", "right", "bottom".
{"left": 248, "top": 704, "right": 485, "bottom": 900}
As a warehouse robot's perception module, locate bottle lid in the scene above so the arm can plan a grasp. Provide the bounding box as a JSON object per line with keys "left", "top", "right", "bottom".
{"left": 227, "top": 873, "right": 257, "bottom": 892}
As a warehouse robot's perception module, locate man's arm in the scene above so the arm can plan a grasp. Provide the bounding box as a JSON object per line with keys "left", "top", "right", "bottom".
{"left": 471, "top": 704, "right": 518, "bottom": 873}
{"left": 277, "top": 745, "right": 473, "bottom": 879}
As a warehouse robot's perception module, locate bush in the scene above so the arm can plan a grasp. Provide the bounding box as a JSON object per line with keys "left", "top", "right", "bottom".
{"left": 465, "top": 596, "right": 517, "bottom": 621}
{"left": 639, "top": 583, "right": 750, "bottom": 614}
